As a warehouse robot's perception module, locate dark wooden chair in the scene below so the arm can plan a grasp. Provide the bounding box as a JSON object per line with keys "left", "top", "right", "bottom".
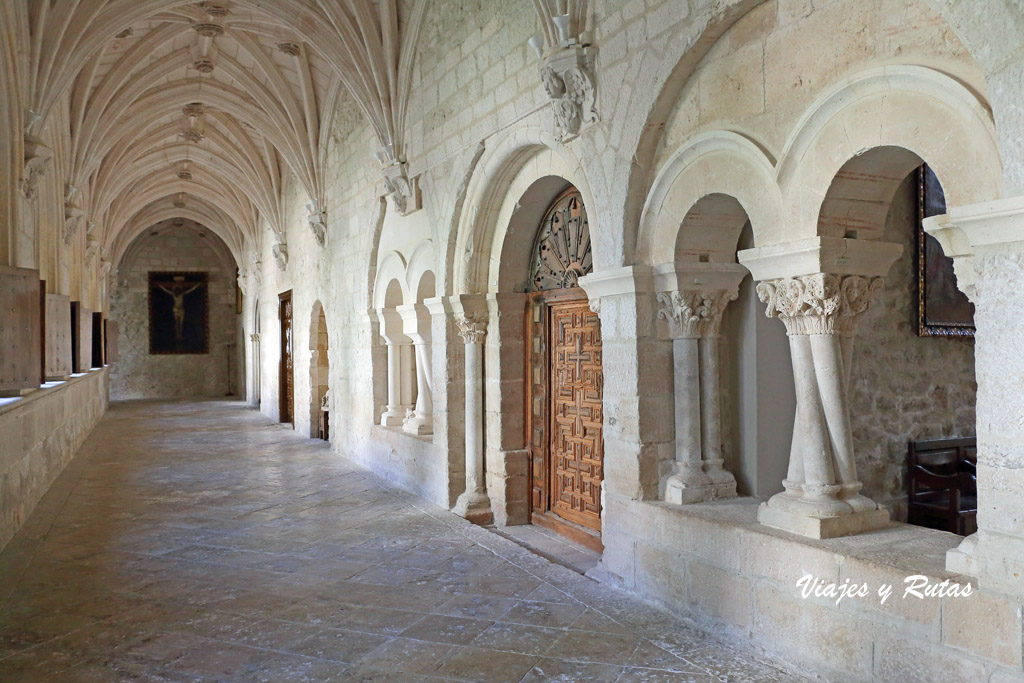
{"left": 907, "top": 437, "right": 977, "bottom": 536}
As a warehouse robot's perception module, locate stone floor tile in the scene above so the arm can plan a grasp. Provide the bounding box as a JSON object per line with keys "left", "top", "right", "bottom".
{"left": 433, "top": 645, "right": 540, "bottom": 682}
{"left": 0, "top": 400, "right": 807, "bottom": 682}
{"left": 400, "top": 615, "right": 495, "bottom": 645}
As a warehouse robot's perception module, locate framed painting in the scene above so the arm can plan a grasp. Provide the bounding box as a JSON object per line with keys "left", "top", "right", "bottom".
{"left": 149, "top": 271, "right": 209, "bottom": 354}
{"left": 917, "top": 165, "right": 975, "bottom": 338}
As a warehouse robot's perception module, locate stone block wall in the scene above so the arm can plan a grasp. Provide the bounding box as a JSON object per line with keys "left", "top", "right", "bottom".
{"left": 0, "top": 369, "right": 108, "bottom": 551}
{"left": 600, "top": 495, "right": 1024, "bottom": 681}
{"left": 850, "top": 174, "right": 977, "bottom": 517}
{"left": 109, "top": 226, "right": 239, "bottom": 400}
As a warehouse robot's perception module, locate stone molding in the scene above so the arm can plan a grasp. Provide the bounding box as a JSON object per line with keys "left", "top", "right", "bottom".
{"left": 657, "top": 289, "right": 737, "bottom": 339}
{"left": 756, "top": 274, "right": 883, "bottom": 336}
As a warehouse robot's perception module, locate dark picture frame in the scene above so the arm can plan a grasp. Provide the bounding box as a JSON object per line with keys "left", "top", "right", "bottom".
{"left": 149, "top": 271, "right": 209, "bottom": 354}
{"left": 916, "top": 165, "right": 975, "bottom": 338}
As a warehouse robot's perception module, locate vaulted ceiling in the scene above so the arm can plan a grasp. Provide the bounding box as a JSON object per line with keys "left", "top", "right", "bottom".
{"left": 26, "top": 0, "right": 425, "bottom": 263}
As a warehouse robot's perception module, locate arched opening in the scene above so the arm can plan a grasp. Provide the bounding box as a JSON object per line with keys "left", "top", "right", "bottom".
{"left": 820, "top": 149, "right": 977, "bottom": 534}
{"left": 653, "top": 193, "right": 795, "bottom": 502}
{"left": 309, "top": 301, "right": 330, "bottom": 440}
{"left": 252, "top": 299, "right": 261, "bottom": 407}
{"left": 522, "top": 186, "right": 604, "bottom": 551}
{"left": 401, "top": 269, "right": 435, "bottom": 435}
{"left": 377, "top": 277, "right": 414, "bottom": 426}
{"left": 108, "top": 219, "right": 240, "bottom": 400}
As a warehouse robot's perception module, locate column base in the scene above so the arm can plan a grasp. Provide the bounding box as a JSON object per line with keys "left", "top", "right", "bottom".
{"left": 452, "top": 490, "right": 492, "bottom": 525}
{"left": 664, "top": 464, "right": 713, "bottom": 505}
{"left": 703, "top": 460, "right": 738, "bottom": 500}
{"left": 402, "top": 414, "right": 433, "bottom": 435}
{"left": 758, "top": 496, "right": 889, "bottom": 540}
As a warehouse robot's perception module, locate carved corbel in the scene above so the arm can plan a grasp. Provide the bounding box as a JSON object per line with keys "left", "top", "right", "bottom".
{"left": 538, "top": 49, "right": 598, "bottom": 142}
{"left": 272, "top": 233, "right": 288, "bottom": 270}
{"left": 375, "top": 145, "right": 420, "bottom": 216}
{"left": 251, "top": 252, "right": 263, "bottom": 284}
{"left": 21, "top": 134, "right": 53, "bottom": 200}
{"left": 63, "top": 185, "right": 84, "bottom": 245}
{"left": 306, "top": 200, "right": 327, "bottom": 247}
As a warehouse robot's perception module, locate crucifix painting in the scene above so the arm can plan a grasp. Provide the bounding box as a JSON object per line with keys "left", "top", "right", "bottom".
{"left": 149, "top": 272, "right": 209, "bottom": 354}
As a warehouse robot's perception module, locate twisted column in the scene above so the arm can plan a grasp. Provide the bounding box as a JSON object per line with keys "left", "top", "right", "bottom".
{"left": 755, "top": 273, "right": 888, "bottom": 538}
{"left": 657, "top": 289, "right": 738, "bottom": 504}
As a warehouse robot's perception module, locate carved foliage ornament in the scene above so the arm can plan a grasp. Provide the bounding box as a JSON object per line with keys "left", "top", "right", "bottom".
{"left": 530, "top": 189, "right": 592, "bottom": 291}
{"left": 657, "top": 290, "right": 738, "bottom": 339}
{"left": 756, "top": 273, "right": 883, "bottom": 336}
{"left": 21, "top": 136, "right": 53, "bottom": 200}
{"left": 455, "top": 315, "right": 487, "bottom": 344}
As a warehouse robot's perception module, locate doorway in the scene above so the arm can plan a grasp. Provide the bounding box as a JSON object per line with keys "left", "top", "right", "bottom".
{"left": 525, "top": 188, "right": 603, "bottom": 551}
{"left": 278, "top": 290, "right": 293, "bottom": 425}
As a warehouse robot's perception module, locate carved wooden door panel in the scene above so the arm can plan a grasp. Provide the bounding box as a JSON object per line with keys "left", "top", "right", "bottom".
{"left": 548, "top": 301, "right": 603, "bottom": 530}
{"left": 279, "top": 291, "right": 293, "bottom": 425}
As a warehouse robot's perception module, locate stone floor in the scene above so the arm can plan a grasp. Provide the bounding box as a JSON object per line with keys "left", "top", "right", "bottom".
{"left": 0, "top": 400, "right": 807, "bottom": 682}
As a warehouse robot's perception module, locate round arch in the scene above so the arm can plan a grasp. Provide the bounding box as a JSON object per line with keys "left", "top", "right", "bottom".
{"left": 776, "top": 65, "right": 1003, "bottom": 242}
{"left": 637, "top": 130, "right": 783, "bottom": 263}
{"left": 448, "top": 125, "right": 600, "bottom": 295}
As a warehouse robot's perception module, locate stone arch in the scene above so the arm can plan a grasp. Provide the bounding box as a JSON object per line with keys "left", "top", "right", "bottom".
{"left": 776, "top": 65, "right": 1003, "bottom": 243}
{"left": 308, "top": 300, "right": 329, "bottom": 440}
{"left": 405, "top": 240, "right": 436, "bottom": 302}
{"left": 637, "top": 130, "right": 783, "bottom": 263}
{"left": 448, "top": 125, "right": 599, "bottom": 295}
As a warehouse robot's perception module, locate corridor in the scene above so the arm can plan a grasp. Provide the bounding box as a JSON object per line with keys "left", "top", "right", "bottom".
{"left": 0, "top": 400, "right": 802, "bottom": 682}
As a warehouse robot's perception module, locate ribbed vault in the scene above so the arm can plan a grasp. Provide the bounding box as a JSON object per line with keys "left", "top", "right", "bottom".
{"left": 26, "top": 0, "right": 426, "bottom": 263}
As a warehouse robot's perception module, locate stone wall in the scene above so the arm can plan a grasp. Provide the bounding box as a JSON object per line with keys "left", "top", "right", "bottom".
{"left": 0, "top": 369, "right": 108, "bottom": 551}
{"left": 109, "top": 226, "right": 239, "bottom": 400}
{"left": 850, "top": 173, "right": 977, "bottom": 517}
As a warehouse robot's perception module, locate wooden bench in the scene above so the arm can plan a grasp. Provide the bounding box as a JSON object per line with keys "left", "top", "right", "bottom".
{"left": 907, "top": 437, "right": 977, "bottom": 536}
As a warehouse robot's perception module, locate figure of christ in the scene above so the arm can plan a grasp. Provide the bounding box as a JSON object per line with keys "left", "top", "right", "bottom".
{"left": 157, "top": 281, "right": 202, "bottom": 340}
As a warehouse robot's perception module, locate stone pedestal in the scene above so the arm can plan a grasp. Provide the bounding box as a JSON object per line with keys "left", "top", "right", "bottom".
{"left": 927, "top": 196, "right": 1024, "bottom": 599}
{"left": 655, "top": 273, "right": 742, "bottom": 504}
{"left": 451, "top": 314, "right": 492, "bottom": 524}
{"left": 739, "top": 238, "right": 902, "bottom": 539}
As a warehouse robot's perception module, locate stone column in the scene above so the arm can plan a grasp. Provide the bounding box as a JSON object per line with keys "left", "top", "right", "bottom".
{"left": 656, "top": 289, "right": 739, "bottom": 503}
{"left": 452, "top": 315, "right": 492, "bottom": 524}
{"left": 398, "top": 303, "right": 433, "bottom": 435}
{"left": 739, "top": 237, "right": 902, "bottom": 539}
{"left": 926, "top": 198, "right": 1024, "bottom": 599}
{"left": 376, "top": 307, "right": 410, "bottom": 426}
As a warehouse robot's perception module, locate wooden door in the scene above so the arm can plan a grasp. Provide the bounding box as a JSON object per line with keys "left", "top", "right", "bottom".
{"left": 527, "top": 289, "right": 604, "bottom": 549}
{"left": 279, "top": 290, "right": 293, "bottom": 425}
{"left": 549, "top": 300, "right": 603, "bottom": 529}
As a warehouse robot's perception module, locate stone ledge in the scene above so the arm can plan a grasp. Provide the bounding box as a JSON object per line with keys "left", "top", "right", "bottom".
{"left": 0, "top": 367, "right": 109, "bottom": 419}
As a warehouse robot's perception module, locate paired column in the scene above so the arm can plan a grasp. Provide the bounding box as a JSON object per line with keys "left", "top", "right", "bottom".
{"left": 755, "top": 272, "right": 888, "bottom": 538}
{"left": 657, "top": 289, "right": 739, "bottom": 504}
{"left": 739, "top": 237, "right": 902, "bottom": 539}
{"left": 398, "top": 303, "right": 433, "bottom": 435}
{"left": 376, "top": 307, "right": 413, "bottom": 426}
{"left": 451, "top": 314, "right": 492, "bottom": 524}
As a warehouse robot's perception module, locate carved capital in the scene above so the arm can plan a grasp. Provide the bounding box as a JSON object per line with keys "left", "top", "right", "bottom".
{"left": 538, "top": 46, "right": 598, "bottom": 142}
{"left": 657, "top": 289, "right": 737, "bottom": 339}
{"left": 756, "top": 273, "right": 883, "bottom": 336}
{"left": 455, "top": 315, "right": 487, "bottom": 344}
